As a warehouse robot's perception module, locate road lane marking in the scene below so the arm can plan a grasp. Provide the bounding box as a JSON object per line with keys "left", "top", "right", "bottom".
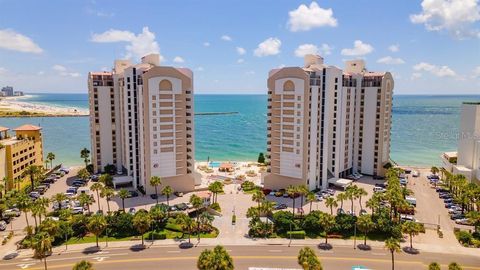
{"left": 268, "top": 250, "right": 282, "bottom": 253}
{"left": 92, "top": 256, "right": 109, "bottom": 262}
{"left": 166, "top": 251, "right": 180, "bottom": 253}
{"left": 16, "top": 263, "right": 35, "bottom": 269}
{"left": 371, "top": 252, "right": 386, "bottom": 256}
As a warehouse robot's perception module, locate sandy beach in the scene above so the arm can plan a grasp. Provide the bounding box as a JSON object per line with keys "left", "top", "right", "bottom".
{"left": 0, "top": 95, "right": 89, "bottom": 117}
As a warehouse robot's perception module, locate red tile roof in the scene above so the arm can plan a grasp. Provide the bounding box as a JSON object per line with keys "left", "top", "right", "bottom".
{"left": 14, "top": 124, "right": 42, "bottom": 131}
{"left": 0, "top": 126, "right": 9, "bottom": 132}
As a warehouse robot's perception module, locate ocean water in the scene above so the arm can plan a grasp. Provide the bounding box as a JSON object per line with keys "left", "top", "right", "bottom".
{"left": 1, "top": 93, "right": 479, "bottom": 167}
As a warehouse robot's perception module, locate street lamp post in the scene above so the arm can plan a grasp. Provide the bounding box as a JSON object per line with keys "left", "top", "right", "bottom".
{"left": 288, "top": 222, "right": 292, "bottom": 247}
{"left": 354, "top": 206, "right": 357, "bottom": 249}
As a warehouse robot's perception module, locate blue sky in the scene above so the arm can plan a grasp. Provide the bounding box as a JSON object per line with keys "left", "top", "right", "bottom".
{"left": 0, "top": 0, "right": 479, "bottom": 94}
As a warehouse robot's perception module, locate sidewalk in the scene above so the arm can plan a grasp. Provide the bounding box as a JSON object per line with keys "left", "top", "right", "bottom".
{"left": 9, "top": 236, "right": 480, "bottom": 259}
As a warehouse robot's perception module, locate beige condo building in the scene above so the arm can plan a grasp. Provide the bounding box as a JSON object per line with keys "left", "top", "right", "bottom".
{"left": 88, "top": 54, "right": 196, "bottom": 193}
{"left": 264, "top": 55, "right": 394, "bottom": 191}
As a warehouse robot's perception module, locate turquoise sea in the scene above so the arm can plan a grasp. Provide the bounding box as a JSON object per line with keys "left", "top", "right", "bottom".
{"left": 1, "top": 93, "right": 479, "bottom": 167}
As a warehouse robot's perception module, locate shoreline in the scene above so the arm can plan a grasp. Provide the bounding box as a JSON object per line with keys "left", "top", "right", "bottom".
{"left": 0, "top": 95, "right": 89, "bottom": 117}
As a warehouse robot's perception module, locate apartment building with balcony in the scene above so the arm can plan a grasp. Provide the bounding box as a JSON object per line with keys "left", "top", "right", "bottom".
{"left": 441, "top": 102, "right": 480, "bottom": 183}
{"left": 264, "top": 55, "right": 394, "bottom": 191}
{"left": 0, "top": 124, "right": 44, "bottom": 190}
{"left": 88, "top": 54, "right": 196, "bottom": 193}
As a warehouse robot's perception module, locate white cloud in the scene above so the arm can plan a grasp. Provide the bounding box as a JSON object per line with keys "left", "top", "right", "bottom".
{"left": 237, "top": 58, "right": 245, "bottom": 64}
{"left": 294, "top": 44, "right": 318, "bottom": 57}
{"left": 410, "top": 0, "right": 480, "bottom": 39}
{"left": 236, "top": 47, "right": 246, "bottom": 55}
{"left": 254, "top": 37, "right": 281, "bottom": 57}
{"left": 0, "top": 29, "right": 43, "bottom": 54}
{"left": 288, "top": 2, "right": 337, "bottom": 31}
{"left": 0, "top": 67, "right": 7, "bottom": 75}
{"left": 388, "top": 44, "right": 400, "bottom": 52}
{"left": 319, "top": 43, "right": 333, "bottom": 55}
{"left": 196, "top": 66, "right": 204, "bottom": 72}
{"left": 91, "top": 27, "right": 161, "bottom": 60}
{"left": 472, "top": 66, "right": 480, "bottom": 77}
{"left": 377, "top": 56, "right": 405, "bottom": 65}
{"left": 203, "top": 42, "right": 210, "bottom": 47}
{"left": 413, "top": 62, "right": 457, "bottom": 77}
{"left": 52, "top": 65, "right": 81, "bottom": 77}
{"left": 411, "top": 72, "right": 423, "bottom": 80}
{"left": 221, "top": 35, "right": 232, "bottom": 41}
{"left": 173, "top": 56, "right": 185, "bottom": 63}
{"left": 341, "top": 40, "right": 374, "bottom": 56}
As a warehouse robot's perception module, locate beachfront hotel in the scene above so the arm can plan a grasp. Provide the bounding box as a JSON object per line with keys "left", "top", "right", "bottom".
{"left": 264, "top": 55, "right": 394, "bottom": 191}
{"left": 441, "top": 102, "right": 480, "bottom": 183}
{"left": 88, "top": 54, "right": 197, "bottom": 193}
{"left": 0, "top": 124, "right": 44, "bottom": 190}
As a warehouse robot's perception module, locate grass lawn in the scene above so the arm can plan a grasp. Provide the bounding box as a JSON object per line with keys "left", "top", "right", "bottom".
{"left": 61, "top": 228, "right": 218, "bottom": 246}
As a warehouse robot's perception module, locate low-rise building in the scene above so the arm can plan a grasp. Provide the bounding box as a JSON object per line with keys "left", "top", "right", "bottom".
{"left": 441, "top": 102, "right": 480, "bottom": 183}
{"left": 0, "top": 124, "right": 44, "bottom": 190}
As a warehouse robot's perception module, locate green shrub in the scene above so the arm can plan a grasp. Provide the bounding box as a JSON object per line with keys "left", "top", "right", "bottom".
{"left": 210, "top": 202, "right": 221, "bottom": 212}
{"left": 302, "top": 211, "right": 323, "bottom": 235}
{"left": 273, "top": 211, "right": 298, "bottom": 234}
{"left": 457, "top": 231, "right": 473, "bottom": 245}
{"left": 147, "top": 231, "right": 167, "bottom": 240}
{"left": 286, "top": 231, "right": 306, "bottom": 239}
{"left": 165, "top": 222, "right": 183, "bottom": 232}
{"left": 241, "top": 181, "right": 255, "bottom": 191}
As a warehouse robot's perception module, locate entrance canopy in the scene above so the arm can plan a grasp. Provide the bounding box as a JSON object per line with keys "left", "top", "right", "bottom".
{"left": 328, "top": 178, "right": 353, "bottom": 190}
{"left": 113, "top": 175, "right": 133, "bottom": 189}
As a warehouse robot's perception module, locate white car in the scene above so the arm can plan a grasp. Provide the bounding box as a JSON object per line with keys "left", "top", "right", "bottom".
{"left": 412, "top": 171, "right": 420, "bottom": 177}
{"left": 400, "top": 214, "right": 416, "bottom": 222}
{"left": 0, "top": 221, "right": 7, "bottom": 231}
{"left": 455, "top": 218, "right": 471, "bottom": 225}
{"left": 72, "top": 207, "right": 84, "bottom": 214}
{"left": 315, "top": 194, "right": 323, "bottom": 201}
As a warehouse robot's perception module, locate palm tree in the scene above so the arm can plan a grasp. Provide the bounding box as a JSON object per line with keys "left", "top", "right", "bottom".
{"left": 306, "top": 192, "right": 316, "bottom": 213}
{"left": 318, "top": 213, "right": 335, "bottom": 245}
{"left": 161, "top": 185, "right": 173, "bottom": 206}
{"left": 46, "top": 152, "right": 55, "bottom": 169}
{"left": 100, "top": 187, "right": 114, "bottom": 213}
{"left": 336, "top": 192, "right": 347, "bottom": 210}
{"left": 118, "top": 189, "right": 129, "bottom": 211}
{"left": 23, "top": 165, "right": 41, "bottom": 190}
{"left": 39, "top": 219, "right": 59, "bottom": 238}
{"left": 260, "top": 201, "right": 276, "bottom": 223}
{"left": 16, "top": 192, "right": 32, "bottom": 229}
{"left": 149, "top": 176, "right": 162, "bottom": 204}
{"left": 132, "top": 210, "right": 152, "bottom": 246}
{"left": 428, "top": 262, "right": 441, "bottom": 270}
{"left": 324, "top": 197, "right": 338, "bottom": 215}
{"left": 297, "top": 247, "right": 322, "bottom": 270}
{"left": 297, "top": 184, "right": 309, "bottom": 207}
{"left": 430, "top": 166, "right": 439, "bottom": 175}
{"left": 384, "top": 237, "right": 401, "bottom": 270}
{"left": 90, "top": 183, "right": 103, "bottom": 211}
{"left": 1, "top": 176, "right": 8, "bottom": 196}
{"left": 32, "top": 231, "right": 52, "bottom": 270}
{"left": 198, "top": 212, "right": 214, "bottom": 232}
{"left": 356, "top": 214, "right": 374, "bottom": 246}
{"left": 176, "top": 213, "right": 195, "bottom": 244}
{"left": 286, "top": 185, "right": 298, "bottom": 215}
{"left": 448, "top": 263, "right": 463, "bottom": 270}
{"left": 80, "top": 148, "right": 90, "bottom": 168}
{"left": 99, "top": 174, "right": 113, "bottom": 187}
{"left": 52, "top": 193, "right": 68, "bottom": 211}
{"left": 466, "top": 211, "right": 480, "bottom": 233}
{"left": 197, "top": 245, "right": 234, "bottom": 270}
{"left": 72, "top": 260, "right": 93, "bottom": 270}
{"left": 356, "top": 187, "right": 368, "bottom": 210}
{"left": 77, "top": 168, "right": 90, "bottom": 181}
{"left": 401, "top": 221, "right": 425, "bottom": 249}
{"left": 78, "top": 193, "right": 94, "bottom": 214}
{"left": 251, "top": 190, "right": 265, "bottom": 208}
{"left": 345, "top": 185, "right": 359, "bottom": 213}
{"left": 87, "top": 214, "right": 107, "bottom": 247}
{"left": 208, "top": 181, "right": 224, "bottom": 204}
{"left": 190, "top": 194, "right": 204, "bottom": 239}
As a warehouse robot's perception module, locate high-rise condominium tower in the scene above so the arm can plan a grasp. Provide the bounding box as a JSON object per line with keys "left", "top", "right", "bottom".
{"left": 264, "top": 55, "right": 394, "bottom": 191}
{"left": 88, "top": 54, "right": 196, "bottom": 193}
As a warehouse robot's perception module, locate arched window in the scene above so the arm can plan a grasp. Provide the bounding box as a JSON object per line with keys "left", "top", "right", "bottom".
{"left": 159, "top": 79, "right": 173, "bottom": 91}
{"left": 283, "top": 80, "right": 295, "bottom": 91}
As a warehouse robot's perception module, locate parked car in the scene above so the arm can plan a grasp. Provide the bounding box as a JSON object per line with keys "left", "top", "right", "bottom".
{"left": 314, "top": 194, "right": 323, "bottom": 201}
{"left": 444, "top": 198, "right": 454, "bottom": 203}
{"left": 445, "top": 202, "right": 455, "bottom": 208}
{"left": 450, "top": 213, "right": 465, "bottom": 220}
{"left": 412, "top": 171, "right": 420, "bottom": 177}
{"left": 129, "top": 208, "right": 136, "bottom": 215}
{"left": 268, "top": 191, "right": 276, "bottom": 196}
{"left": 66, "top": 187, "right": 77, "bottom": 194}
{"left": 0, "top": 221, "right": 7, "bottom": 231}
{"left": 4, "top": 209, "right": 20, "bottom": 217}
{"left": 169, "top": 205, "right": 178, "bottom": 212}
{"left": 174, "top": 191, "right": 184, "bottom": 197}
{"left": 150, "top": 194, "right": 158, "bottom": 200}
{"left": 373, "top": 187, "right": 386, "bottom": 193}
{"left": 406, "top": 196, "right": 417, "bottom": 207}
{"left": 448, "top": 206, "right": 462, "bottom": 213}
{"left": 29, "top": 192, "right": 40, "bottom": 199}
{"left": 274, "top": 204, "right": 287, "bottom": 210}
{"left": 400, "top": 178, "right": 408, "bottom": 186}
{"left": 128, "top": 191, "right": 139, "bottom": 198}
{"left": 59, "top": 168, "right": 70, "bottom": 174}
{"left": 337, "top": 208, "right": 345, "bottom": 215}
{"left": 375, "top": 183, "right": 387, "bottom": 188}
{"left": 274, "top": 191, "right": 283, "bottom": 197}
{"left": 186, "top": 203, "right": 193, "bottom": 209}
{"left": 359, "top": 209, "right": 368, "bottom": 216}
{"left": 400, "top": 214, "right": 416, "bottom": 222}
{"left": 71, "top": 207, "right": 84, "bottom": 214}
{"left": 175, "top": 203, "right": 188, "bottom": 211}
{"left": 455, "top": 218, "right": 472, "bottom": 225}
{"left": 91, "top": 174, "right": 99, "bottom": 182}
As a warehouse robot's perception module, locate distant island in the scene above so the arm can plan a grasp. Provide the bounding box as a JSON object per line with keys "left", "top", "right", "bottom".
{"left": 0, "top": 96, "right": 89, "bottom": 117}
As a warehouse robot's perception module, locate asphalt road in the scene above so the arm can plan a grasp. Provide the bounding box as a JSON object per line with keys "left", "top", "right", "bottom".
{"left": 1, "top": 244, "right": 479, "bottom": 270}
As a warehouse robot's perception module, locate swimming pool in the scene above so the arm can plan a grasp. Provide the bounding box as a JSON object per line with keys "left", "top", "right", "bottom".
{"left": 209, "top": 161, "right": 221, "bottom": 168}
